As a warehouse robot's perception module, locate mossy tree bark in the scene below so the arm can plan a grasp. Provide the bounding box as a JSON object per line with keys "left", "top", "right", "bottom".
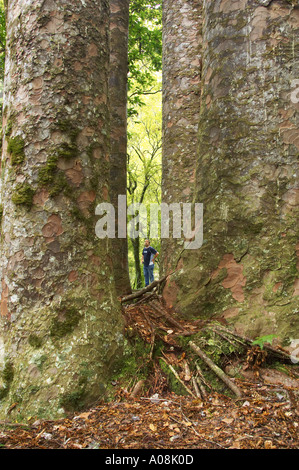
{"left": 109, "top": 0, "right": 132, "bottom": 295}
{"left": 0, "top": 0, "right": 124, "bottom": 419}
{"left": 161, "top": 0, "right": 203, "bottom": 298}
{"left": 161, "top": 0, "right": 299, "bottom": 344}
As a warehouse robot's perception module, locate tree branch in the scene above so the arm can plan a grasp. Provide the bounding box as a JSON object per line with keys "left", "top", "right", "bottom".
{"left": 120, "top": 271, "right": 175, "bottom": 303}
{"left": 189, "top": 341, "right": 242, "bottom": 398}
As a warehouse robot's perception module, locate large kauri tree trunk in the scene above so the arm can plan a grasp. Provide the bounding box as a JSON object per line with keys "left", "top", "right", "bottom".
{"left": 161, "top": 0, "right": 203, "bottom": 302}
{"left": 109, "top": 0, "right": 132, "bottom": 295}
{"left": 162, "top": 0, "right": 299, "bottom": 344}
{"left": 0, "top": 0, "right": 124, "bottom": 419}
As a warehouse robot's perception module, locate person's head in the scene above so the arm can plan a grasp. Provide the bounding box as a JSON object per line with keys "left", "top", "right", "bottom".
{"left": 144, "top": 239, "right": 150, "bottom": 247}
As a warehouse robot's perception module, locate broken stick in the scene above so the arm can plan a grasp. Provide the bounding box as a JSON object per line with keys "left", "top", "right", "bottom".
{"left": 120, "top": 275, "right": 167, "bottom": 303}
{"left": 160, "top": 357, "right": 196, "bottom": 398}
{"left": 189, "top": 341, "right": 242, "bottom": 398}
{"left": 192, "top": 377, "right": 201, "bottom": 398}
{"left": 150, "top": 300, "right": 191, "bottom": 334}
{"left": 120, "top": 271, "right": 176, "bottom": 303}
{"left": 210, "top": 325, "right": 291, "bottom": 362}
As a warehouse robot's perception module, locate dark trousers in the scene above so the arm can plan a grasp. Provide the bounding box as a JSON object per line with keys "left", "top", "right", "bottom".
{"left": 143, "top": 264, "right": 154, "bottom": 286}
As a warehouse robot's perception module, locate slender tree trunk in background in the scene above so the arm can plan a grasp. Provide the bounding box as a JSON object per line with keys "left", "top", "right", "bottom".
{"left": 161, "top": 0, "right": 203, "bottom": 300}
{"left": 162, "top": 0, "right": 299, "bottom": 343}
{"left": 0, "top": 0, "right": 124, "bottom": 419}
{"left": 109, "top": 0, "right": 132, "bottom": 295}
{"left": 130, "top": 236, "right": 143, "bottom": 289}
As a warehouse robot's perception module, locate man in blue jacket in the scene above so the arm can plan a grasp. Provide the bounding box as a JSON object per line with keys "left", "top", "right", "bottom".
{"left": 141, "top": 239, "right": 159, "bottom": 286}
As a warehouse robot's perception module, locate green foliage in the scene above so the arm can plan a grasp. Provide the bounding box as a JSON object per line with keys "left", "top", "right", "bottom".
{"left": 187, "top": 327, "right": 245, "bottom": 367}
{"left": 128, "top": 0, "right": 162, "bottom": 117}
{"left": 127, "top": 87, "right": 162, "bottom": 206}
{"left": 127, "top": 1, "right": 162, "bottom": 286}
{"left": 127, "top": 87, "right": 162, "bottom": 287}
{"left": 252, "top": 334, "right": 277, "bottom": 350}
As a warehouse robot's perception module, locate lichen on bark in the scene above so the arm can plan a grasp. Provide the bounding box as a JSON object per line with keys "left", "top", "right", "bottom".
{"left": 108, "top": 0, "right": 132, "bottom": 295}
{"left": 161, "top": 0, "right": 299, "bottom": 345}
{"left": 0, "top": 0, "right": 124, "bottom": 420}
{"left": 161, "top": 0, "right": 203, "bottom": 280}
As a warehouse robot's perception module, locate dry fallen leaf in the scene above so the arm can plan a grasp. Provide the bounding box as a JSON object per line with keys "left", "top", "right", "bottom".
{"left": 264, "top": 440, "right": 276, "bottom": 449}
{"left": 222, "top": 418, "right": 234, "bottom": 425}
{"left": 74, "top": 412, "right": 92, "bottom": 420}
{"left": 0, "top": 297, "right": 297, "bottom": 451}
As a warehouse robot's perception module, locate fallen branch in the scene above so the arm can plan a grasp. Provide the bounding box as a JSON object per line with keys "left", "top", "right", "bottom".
{"left": 130, "top": 379, "right": 145, "bottom": 398}
{"left": 133, "top": 291, "right": 158, "bottom": 306}
{"left": 120, "top": 272, "right": 174, "bottom": 303}
{"left": 210, "top": 325, "right": 291, "bottom": 362}
{"left": 195, "top": 363, "right": 208, "bottom": 398}
{"left": 195, "top": 377, "right": 207, "bottom": 399}
{"left": 183, "top": 360, "right": 192, "bottom": 382}
{"left": 0, "top": 420, "right": 30, "bottom": 429}
{"left": 150, "top": 300, "right": 191, "bottom": 334}
{"left": 160, "top": 357, "right": 196, "bottom": 398}
{"left": 195, "top": 362, "right": 210, "bottom": 390}
{"left": 192, "top": 377, "right": 201, "bottom": 398}
{"left": 189, "top": 341, "right": 242, "bottom": 398}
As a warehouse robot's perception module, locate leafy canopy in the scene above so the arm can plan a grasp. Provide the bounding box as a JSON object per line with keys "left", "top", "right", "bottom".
{"left": 128, "top": 0, "right": 162, "bottom": 117}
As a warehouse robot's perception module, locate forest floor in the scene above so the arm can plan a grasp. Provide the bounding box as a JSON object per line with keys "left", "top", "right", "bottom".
{"left": 0, "top": 293, "right": 298, "bottom": 450}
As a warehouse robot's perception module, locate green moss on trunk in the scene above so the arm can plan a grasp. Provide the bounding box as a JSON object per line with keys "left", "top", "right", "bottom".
{"left": 50, "top": 307, "right": 82, "bottom": 339}
{"left": 7, "top": 136, "right": 25, "bottom": 166}
{"left": 11, "top": 182, "right": 35, "bottom": 207}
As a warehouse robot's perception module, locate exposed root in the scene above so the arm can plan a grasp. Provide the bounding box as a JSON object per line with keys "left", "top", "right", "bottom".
{"left": 121, "top": 293, "right": 298, "bottom": 400}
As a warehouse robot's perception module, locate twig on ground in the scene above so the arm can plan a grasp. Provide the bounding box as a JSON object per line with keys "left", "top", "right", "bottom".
{"left": 189, "top": 341, "right": 242, "bottom": 398}
{"left": 160, "top": 357, "right": 196, "bottom": 398}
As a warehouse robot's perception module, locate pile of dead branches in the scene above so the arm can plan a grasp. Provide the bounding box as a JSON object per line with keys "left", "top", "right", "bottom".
{"left": 121, "top": 291, "right": 297, "bottom": 401}
{"left": 0, "top": 288, "right": 297, "bottom": 450}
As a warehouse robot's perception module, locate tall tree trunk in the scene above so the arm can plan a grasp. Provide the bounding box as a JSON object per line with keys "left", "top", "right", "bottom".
{"left": 109, "top": 0, "right": 132, "bottom": 295}
{"left": 162, "top": 0, "right": 299, "bottom": 343}
{"left": 130, "top": 236, "right": 143, "bottom": 289}
{"left": 161, "top": 0, "right": 203, "bottom": 301}
{"left": 0, "top": 0, "right": 124, "bottom": 419}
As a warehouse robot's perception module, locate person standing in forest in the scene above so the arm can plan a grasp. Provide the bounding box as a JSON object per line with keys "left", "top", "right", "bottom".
{"left": 141, "top": 239, "right": 159, "bottom": 286}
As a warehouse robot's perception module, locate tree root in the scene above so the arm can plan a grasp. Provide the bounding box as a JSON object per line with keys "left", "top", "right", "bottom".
{"left": 122, "top": 296, "right": 294, "bottom": 400}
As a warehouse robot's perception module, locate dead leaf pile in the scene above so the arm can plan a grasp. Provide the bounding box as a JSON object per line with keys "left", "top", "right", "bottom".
{"left": 0, "top": 383, "right": 298, "bottom": 449}
{"left": 0, "top": 293, "right": 298, "bottom": 449}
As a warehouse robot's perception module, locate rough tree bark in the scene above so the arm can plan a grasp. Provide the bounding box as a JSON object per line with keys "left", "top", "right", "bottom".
{"left": 162, "top": 0, "right": 299, "bottom": 344}
{"left": 0, "top": 0, "right": 124, "bottom": 419}
{"left": 161, "top": 0, "right": 203, "bottom": 299}
{"left": 109, "top": 0, "right": 132, "bottom": 295}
